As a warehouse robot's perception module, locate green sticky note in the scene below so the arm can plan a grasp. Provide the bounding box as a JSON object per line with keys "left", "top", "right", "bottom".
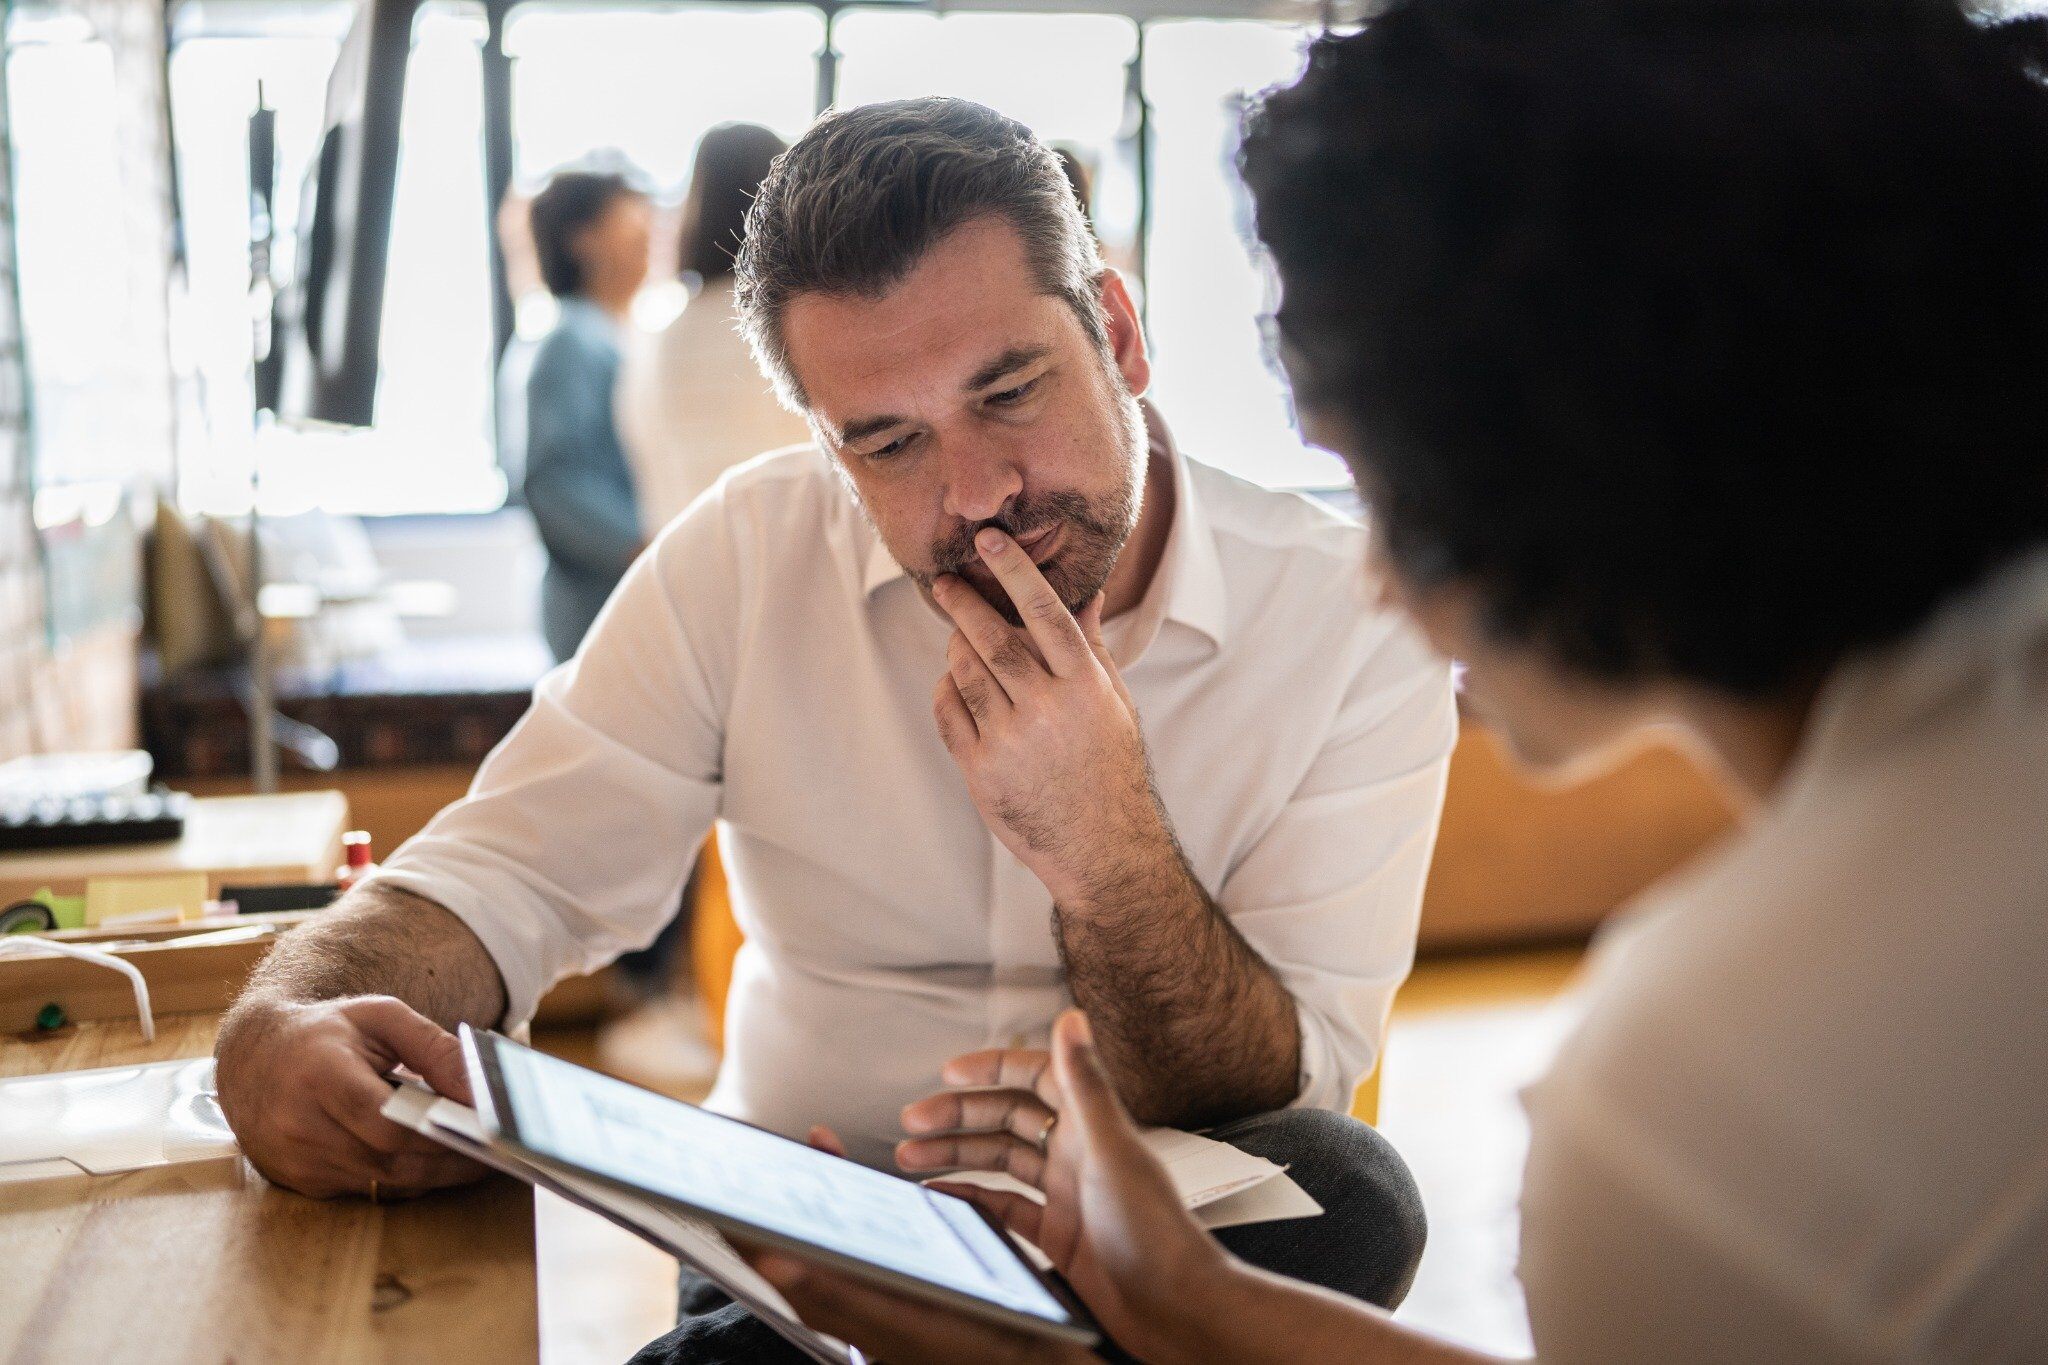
{"left": 37, "top": 888, "right": 87, "bottom": 931}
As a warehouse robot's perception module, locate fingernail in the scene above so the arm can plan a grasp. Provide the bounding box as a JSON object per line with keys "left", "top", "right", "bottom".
{"left": 976, "top": 528, "right": 1008, "bottom": 555}
{"left": 1061, "top": 1009, "right": 1094, "bottom": 1047}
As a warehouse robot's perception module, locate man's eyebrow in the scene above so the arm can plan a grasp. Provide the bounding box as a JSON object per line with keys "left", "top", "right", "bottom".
{"left": 832, "top": 345, "right": 1054, "bottom": 447}
{"left": 837, "top": 412, "right": 912, "bottom": 448}
{"left": 964, "top": 345, "right": 1053, "bottom": 393}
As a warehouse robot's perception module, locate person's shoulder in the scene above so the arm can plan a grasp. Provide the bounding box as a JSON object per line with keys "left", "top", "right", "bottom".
{"left": 1185, "top": 454, "right": 1368, "bottom": 571}
{"left": 671, "top": 443, "right": 849, "bottom": 539}
{"left": 531, "top": 308, "right": 618, "bottom": 377}
{"left": 1181, "top": 454, "right": 1389, "bottom": 645}
{"left": 711, "top": 443, "right": 835, "bottom": 502}
{"left": 651, "top": 443, "right": 866, "bottom": 603}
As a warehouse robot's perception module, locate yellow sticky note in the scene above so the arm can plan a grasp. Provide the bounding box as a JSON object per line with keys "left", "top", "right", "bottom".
{"left": 84, "top": 873, "right": 209, "bottom": 928}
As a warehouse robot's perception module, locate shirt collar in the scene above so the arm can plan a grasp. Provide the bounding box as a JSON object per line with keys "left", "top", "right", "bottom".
{"left": 1782, "top": 546, "right": 2048, "bottom": 800}
{"left": 858, "top": 401, "right": 1229, "bottom": 656}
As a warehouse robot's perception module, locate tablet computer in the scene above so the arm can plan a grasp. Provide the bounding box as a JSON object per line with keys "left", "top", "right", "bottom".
{"left": 460, "top": 1027, "right": 1099, "bottom": 1348}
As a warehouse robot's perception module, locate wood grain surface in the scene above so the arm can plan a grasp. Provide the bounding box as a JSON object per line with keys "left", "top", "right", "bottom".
{"left": 0, "top": 1013, "right": 538, "bottom": 1364}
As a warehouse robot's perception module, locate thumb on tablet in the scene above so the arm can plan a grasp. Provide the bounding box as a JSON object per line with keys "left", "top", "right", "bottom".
{"left": 350, "top": 997, "right": 473, "bottom": 1105}
{"left": 807, "top": 1125, "right": 849, "bottom": 1158}
{"left": 1051, "top": 1010, "right": 1138, "bottom": 1159}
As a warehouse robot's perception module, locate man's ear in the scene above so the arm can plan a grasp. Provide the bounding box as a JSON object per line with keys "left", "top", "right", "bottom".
{"left": 1097, "top": 270, "right": 1152, "bottom": 398}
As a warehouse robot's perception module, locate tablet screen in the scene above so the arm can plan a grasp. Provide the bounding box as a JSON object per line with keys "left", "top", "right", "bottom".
{"left": 489, "top": 1038, "right": 1076, "bottom": 1329}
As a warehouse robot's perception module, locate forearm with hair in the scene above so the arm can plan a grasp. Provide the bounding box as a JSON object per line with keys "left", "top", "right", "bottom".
{"left": 228, "top": 882, "right": 507, "bottom": 1031}
{"left": 1054, "top": 830, "right": 1301, "bottom": 1128}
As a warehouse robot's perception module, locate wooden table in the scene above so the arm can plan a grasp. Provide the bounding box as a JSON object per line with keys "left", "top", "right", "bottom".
{"left": 0, "top": 791, "right": 350, "bottom": 905}
{"left": 0, "top": 1013, "right": 538, "bottom": 1363}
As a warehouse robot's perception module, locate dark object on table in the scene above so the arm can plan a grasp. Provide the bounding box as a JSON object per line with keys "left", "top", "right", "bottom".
{"left": 0, "top": 788, "right": 191, "bottom": 853}
{"left": 0, "top": 901, "right": 57, "bottom": 934}
{"left": 221, "top": 882, "right": 340, "bottom": 913}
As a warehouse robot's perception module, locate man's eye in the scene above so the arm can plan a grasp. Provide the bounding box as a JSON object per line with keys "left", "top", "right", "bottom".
{"left": 986, "top": 378, "right": 1041, "bottom": 408}
{"left": 867, "top": 434, "right": 913, "bottom": 461}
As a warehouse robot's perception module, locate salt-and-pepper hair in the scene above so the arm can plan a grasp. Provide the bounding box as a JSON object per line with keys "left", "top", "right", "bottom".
{"left": 735, "top": 97, "right": 1107, "bottom": 409}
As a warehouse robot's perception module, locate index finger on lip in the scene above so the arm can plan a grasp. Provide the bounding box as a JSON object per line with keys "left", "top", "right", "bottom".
{"left": 972, "top": 528, "right": 1093, "bottom": 677}
{"left": 934, "top": 573, "right": 1038, "bottom": 674}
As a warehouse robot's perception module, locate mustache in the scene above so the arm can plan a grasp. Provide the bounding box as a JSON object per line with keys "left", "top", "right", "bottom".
{"left": 929, "top": 491, "right": 1111, "bottom": 575}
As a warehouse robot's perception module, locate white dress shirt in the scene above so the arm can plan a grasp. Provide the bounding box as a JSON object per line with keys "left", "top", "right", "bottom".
{"left": 616, "top": 278, "right": 811, "bottom": 535}
{"left": 375, "top": 427, "right": 1456, "bottom": 1167}
{"left": 1518, "top": 549, "right": 2048, "bottom": 1361}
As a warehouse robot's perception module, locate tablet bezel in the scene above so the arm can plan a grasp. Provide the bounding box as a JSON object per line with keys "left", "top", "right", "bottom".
{"left": 460, "top": 1026, "right": 1101, "bottom": 1349}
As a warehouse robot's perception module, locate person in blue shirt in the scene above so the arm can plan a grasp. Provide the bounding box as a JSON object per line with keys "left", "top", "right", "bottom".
{"left": 522, "top": 168, "right": 654, "bottom": 662}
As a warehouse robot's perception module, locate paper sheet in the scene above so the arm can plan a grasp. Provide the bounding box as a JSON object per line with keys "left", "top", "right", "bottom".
{"left": 932, "top": 1123, "right": 1321, "bottom": 1229}
{"left": 0, "top": 1056, "right": 237, "bottom": 1182}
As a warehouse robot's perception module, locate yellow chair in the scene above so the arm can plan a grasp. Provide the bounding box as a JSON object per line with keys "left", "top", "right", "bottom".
{"left": 689, "top": 831, "right": 1381, "bottom": 1125}
{"left": 689, "top": 834, "right": 742, "bottom": 1053}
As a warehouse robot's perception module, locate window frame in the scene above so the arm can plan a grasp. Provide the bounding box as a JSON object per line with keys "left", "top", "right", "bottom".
{"left": 159, "top": 0, "right": 1345, "bottom": 519}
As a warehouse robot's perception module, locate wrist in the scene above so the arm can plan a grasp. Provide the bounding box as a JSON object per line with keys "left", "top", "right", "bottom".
{"left": 1040, "top": 789, "right": 1187, "bottom": 908}
{"left": 1040, "top": 808, "right": 1182, "bottom": 912}
{"left": 1141, "top": 1249, "right": 1257, "bottom": 1365}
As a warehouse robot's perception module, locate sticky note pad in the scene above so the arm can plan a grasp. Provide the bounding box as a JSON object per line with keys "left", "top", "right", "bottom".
{"left": 84, "top": 873, "right": 208, "bottom": 928}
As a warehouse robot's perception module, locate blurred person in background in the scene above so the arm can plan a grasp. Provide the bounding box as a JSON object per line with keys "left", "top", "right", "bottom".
{"left": 618, "top": 123, "right": 808, "bottom": 535}
{"left": 523, "top": 167, "right": 653, "bottom": 664}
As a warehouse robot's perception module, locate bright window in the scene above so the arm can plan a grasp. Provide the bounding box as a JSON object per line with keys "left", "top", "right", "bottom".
{"left": 160, "top": 4, "right": 1337, "bottom": 512}
{"left": 1144, "top": 19, "right": 1337, "bottom": 489}
{"left": 833, "top": 9, "right": 1142, "bottom": 271}
{"left": 169, "top": 1, "right": 500, "bottom": 517}
{"left": 508, "top": 4, "right": 821, "bottom": 190}
{"left": 504, "top": 3, "right": 823, "bottom": 331}
{"left": 8, "top": 12, "right": 170, "bottom": 489}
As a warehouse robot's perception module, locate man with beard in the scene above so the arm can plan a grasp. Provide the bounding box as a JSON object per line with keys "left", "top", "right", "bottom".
{"left": 212, "top": 98, "right": 1456, "bottom": 1360}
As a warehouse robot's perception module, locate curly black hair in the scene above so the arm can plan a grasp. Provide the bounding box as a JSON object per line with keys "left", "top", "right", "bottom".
{"left": 1241, "top": 0, "right": 2048, "bottom": 696}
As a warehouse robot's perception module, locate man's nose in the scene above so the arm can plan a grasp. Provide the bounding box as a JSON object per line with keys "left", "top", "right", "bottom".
{"left": 941, "top": 448, "right": 1024, "bottom": 525}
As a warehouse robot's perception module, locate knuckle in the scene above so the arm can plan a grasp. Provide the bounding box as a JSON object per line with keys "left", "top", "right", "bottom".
{"left": 381, "top": 1153, "right": 434, "bottom": 1188}
{"left": 989, "top": 638, "right": 1036, "bottom": 676}
{"left": 360, "top": 1124, "right": 408, "bottom": 1158}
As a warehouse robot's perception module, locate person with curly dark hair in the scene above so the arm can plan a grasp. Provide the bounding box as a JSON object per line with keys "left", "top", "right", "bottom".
{"left": 745, "top": 1, "right": 2048, "bottom": 1360}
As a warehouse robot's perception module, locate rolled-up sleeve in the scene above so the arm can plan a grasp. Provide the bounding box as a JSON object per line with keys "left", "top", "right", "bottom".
{"left": 369, "top": 499, "right": 739, "bottom": 1029}
{"left": 1222, "top": 620, "right": 1456, "bottom": 1112}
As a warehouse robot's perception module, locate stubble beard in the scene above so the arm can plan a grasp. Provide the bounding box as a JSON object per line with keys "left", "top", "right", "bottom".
{"left": 920, "top": 388, "right": 1145, "bottom": 626}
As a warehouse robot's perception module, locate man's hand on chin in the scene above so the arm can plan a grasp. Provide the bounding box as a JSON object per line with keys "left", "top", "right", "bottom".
{"left": 929, "top": 526, "right": 1177, "bottom": 908}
